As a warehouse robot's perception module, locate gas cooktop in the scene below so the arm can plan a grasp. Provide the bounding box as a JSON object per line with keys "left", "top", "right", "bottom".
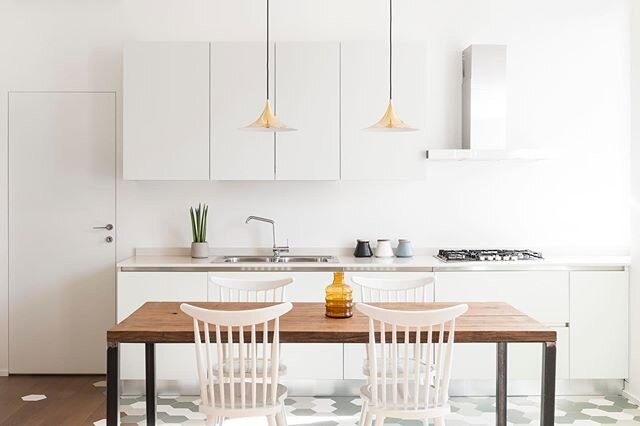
{"left": 436, "top": 249, "right": 544, "bottom": 262}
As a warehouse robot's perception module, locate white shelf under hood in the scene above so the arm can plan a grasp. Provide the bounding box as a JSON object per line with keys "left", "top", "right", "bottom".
{"left": 425, "top": 149, "right": 549, "bottom": 161}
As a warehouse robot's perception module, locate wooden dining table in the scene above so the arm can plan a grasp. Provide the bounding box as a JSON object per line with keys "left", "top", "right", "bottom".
{"left": 106, "top": 302, "right": 557, "bottom": 426}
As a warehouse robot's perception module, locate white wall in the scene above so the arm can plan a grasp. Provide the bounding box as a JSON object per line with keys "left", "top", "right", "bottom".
{"left": 628, "top": 0, "right": 640, "bottom": 402}
{"left": 0, "top": 0, "right": 632, "bottom": 374}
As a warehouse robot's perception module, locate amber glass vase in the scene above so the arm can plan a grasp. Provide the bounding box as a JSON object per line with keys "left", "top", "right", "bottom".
{"left": 325, "top": 272, "right": 353, "bottom": 318}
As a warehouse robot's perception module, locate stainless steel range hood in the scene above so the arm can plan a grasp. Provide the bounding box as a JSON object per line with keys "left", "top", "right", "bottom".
{"left": 427, "top": 44, "right": 546, "bottom": 161}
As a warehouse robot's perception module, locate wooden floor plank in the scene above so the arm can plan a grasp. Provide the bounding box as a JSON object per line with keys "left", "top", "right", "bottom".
{"left": 0, "top": 375, "right": 105, "bottom": 426}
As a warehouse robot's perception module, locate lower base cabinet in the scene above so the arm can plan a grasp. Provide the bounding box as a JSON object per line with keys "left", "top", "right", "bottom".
{"left": 116, "top": 268, "right": 629, "bottom": 385}
{"left": 448, "top": 328, "right": 570, "bottom": 380}
{"left": 117, "top": 272, "right": 208, "bottom": 380}
{"left": 569, "top": 271, "right": 629, "bottom": 379}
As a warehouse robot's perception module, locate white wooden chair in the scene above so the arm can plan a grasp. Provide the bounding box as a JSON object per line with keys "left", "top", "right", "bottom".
{"left": 211, "top": 276, "right": 293, "bottom": 303}
{"left": 180, "top": 302, "right": 293, "bottom": 426}
{"left": 352, "top": 276, "right": 434, "bottom": 304}
{"left": 352, "top": 276, "right": 435, "bottom": 379}
{"left": 356, "top": 303, "right": 468, "bottom": 426}
{"left": 209, "top": 276, "right": 293, "bottom": 378}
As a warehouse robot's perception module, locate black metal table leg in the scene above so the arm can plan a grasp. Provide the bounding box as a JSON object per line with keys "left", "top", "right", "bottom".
{"left": 146, "top": 343, "right": 157, "bottom": 426}
{"left": 496, "top": 342, "right": 507, "bottom": 426}
{"left": 107, "top": 342, "right": 120, "bottom": 426}
{"left": 541, "top": 342, "right": 556, "bottom": 426}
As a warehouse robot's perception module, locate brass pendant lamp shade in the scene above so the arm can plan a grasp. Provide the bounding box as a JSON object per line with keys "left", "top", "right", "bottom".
{"left": 367, "top": 0, "right": 417, "bottom": 132}
{"left": 243, "top": 0, "right": 296, "bottom": 132}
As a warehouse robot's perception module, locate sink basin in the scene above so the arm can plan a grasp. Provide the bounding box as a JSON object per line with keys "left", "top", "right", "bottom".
{"left": 211, "top": 255, "right": 339, "bottom": 264}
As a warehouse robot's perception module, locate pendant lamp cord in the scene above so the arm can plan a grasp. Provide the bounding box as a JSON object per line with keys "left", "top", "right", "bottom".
{"left": 266, "top": 0, "right": 270, "bottom": 100}
{"left": 389, "top": 0, "right": 393, "bottom": 101}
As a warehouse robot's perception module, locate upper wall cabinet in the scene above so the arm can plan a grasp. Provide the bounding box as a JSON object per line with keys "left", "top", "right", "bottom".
{"left": 123, "top": 42, "right": 210, "bottom": 180}
{"left": 275, "top": 43, "right": 341, "bottom": 180}
{"left": 211, "top": 42, "right": 275, "bottom": 180}
{"left": 341, "top": 42, "right": 427, "bottom": 180}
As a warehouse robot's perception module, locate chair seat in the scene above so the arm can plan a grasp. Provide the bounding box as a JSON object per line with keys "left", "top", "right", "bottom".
{"left": 215, "top": 359, "right": 288, "bottom": 376}
{"left": 360, "top": 384, "right": 449, "bottom": 412}
{"left": 363, "top": 358, "right": 434, "bottom": 379}
{"left": 199, "top": 382, "right": 288, "bottom": 414}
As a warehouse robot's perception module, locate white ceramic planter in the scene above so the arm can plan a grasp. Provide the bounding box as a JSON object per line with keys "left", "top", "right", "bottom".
{"left": 191, "top": 242, "right": 209, "bottom": 258}
{"left": 374, "top": 239, "right": 394, "bottom": 257}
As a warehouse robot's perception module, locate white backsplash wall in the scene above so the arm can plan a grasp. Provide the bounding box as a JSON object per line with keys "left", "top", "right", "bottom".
{"left": 0, "top": 0, "right": 632, "bottom": 373}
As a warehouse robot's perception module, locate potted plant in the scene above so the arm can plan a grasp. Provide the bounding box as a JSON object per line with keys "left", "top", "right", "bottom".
{"left": 189, "top": 203, "right": 209, "bottom": 258}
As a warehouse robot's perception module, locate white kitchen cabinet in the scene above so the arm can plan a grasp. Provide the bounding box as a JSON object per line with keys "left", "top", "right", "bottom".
{"left": 275, "top": 43, "right": 341, "bottom": 180}
{"left": 123, "top": 42, "right": 210, "bottom": 180}
{"left": 117, "top": 272, "right": 208, "bottom": 380}
{"left": 569, "top": 271, "right": 629, "bottom": 379}
{"left": 443, "top": 327, "right": 570, "bottom": 381}
{"left": 435, "top": 271, "right": 570, "bottom": 381}
{"left": 344, "top": 272, "right": 434, "bottom": 380}
{"left": 211, "top": 42, "right": 275, "bottom": 180}
{"left": 434, "top": 271, "right": 569, "bottom": 323}
{"left": 208, "top": 271, "right": 343, "bottom": 379}
{"left": 341, "top": 42, "right": 427, "bottom": 180}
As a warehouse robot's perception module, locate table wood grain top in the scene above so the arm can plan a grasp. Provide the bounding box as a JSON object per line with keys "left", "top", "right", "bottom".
{"left": 107, "top": 302, "right": 556, "bottom": 344}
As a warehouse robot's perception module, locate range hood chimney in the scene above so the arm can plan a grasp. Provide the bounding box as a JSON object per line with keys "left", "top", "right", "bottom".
{"left": 426, "top": 44, "right": 546, "bottom": 161}
{"left": 462, "top": 44, "right": 507, "bottom": 150}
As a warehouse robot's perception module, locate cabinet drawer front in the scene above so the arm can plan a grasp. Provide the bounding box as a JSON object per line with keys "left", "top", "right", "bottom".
{"left": 435, "top": 271, "right": 569, "bottom": 323}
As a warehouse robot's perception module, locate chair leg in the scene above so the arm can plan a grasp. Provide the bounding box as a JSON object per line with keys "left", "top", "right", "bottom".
{"left": 374, "top": 415, "right": 385, "bottom": 425}
{"left": 276, "top": 406, "right": 288, "bottom": 426}
{"left": 205, "top": 415, "right": 217, "bottom": 426}
{"left": 364, "top": 410, "right": 374, "bottom": 426}
{"left": 267, "top": 415, "right": 277, "bottom": 426}
{"left": 435, "top": 417, "right": 446, "bottom": 426}
{"left": 359, "top": 400, "right": 368, "bottom": 425}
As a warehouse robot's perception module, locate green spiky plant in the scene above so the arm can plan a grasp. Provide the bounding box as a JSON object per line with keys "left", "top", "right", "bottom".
{"left": 189, "top": 203, "right": 208, "bottom": 243}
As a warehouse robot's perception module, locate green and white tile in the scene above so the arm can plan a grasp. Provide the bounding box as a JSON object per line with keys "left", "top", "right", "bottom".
{"left": 120, "top": 395, "right": 640, "bottom": 425}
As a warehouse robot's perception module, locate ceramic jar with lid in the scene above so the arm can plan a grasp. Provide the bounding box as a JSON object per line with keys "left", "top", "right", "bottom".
{"left": 374, "top": 239, "right": 394, "bottom": 258}
{"left": 395, "top": 239, "right": 414, "bottom": 258}
{"left": 354, "top": 240, "right": 373, "bottom": 257}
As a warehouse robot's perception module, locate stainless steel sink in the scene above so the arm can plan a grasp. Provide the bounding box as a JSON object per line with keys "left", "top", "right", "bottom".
{"left": 211, "top": 255, "right": 339, "bottom": 264}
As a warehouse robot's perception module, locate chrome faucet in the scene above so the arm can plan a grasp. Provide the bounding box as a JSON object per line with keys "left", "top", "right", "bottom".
{"left": 245, "top": 216, "right": 290, "bottom": 257}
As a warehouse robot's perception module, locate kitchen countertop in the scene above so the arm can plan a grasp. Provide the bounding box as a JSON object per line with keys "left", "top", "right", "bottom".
{"left": 117, "top": 252, "right": 630, "bottom": 272}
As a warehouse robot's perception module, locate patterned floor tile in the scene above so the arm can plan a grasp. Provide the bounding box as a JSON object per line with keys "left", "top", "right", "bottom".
{"left": 120, "top": 395, "right": 640, "bottom": 425}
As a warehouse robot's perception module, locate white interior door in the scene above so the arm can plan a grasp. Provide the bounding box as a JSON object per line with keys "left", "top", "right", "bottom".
{"left": 9, "top": 92, "right": 116, "bottom": 373}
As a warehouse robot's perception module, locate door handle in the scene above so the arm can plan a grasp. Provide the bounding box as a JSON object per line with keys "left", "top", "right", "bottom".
{"left": 93, "top": 224, "right": 114, "bottom": 231}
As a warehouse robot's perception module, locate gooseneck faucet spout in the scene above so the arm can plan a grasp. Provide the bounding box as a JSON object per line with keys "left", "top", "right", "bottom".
{"left": 245, "top": 215, "right": 290, "bottom": 256}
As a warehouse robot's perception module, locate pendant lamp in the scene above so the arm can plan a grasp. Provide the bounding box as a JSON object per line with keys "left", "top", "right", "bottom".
{"left": 367, "top": 0, "right": 417, "bottom": 132}
{"left": 243, "top": 0, "right": 296, "bottom": 132}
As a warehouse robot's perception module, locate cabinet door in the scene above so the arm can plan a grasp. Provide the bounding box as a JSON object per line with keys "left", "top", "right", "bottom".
{"left": 341, "top": 42, "right": 427, "bottom": 180}
{"left": 208, "top": 272, "right": 343, "bottom": 380}
{"left": 435, "top": 271, "right": 570, "bottom": 381}
{"left": 570, "top": 271, "right": 629, "bottom": 379}
{"left": 211, "top": 42, "right": 275, "bottom": 180}
{"left": 275, "top": 43, "right": 340, "bottom": 180}
{"left": 434, "top": 271, "right": 569, "bottom": 323}
{"left": 344, "top": 272, "right": 434, "bottom": 380}
{"left": 117, "top": 272, "right": 208, "bottom": 380}
{"left": 445, "top": 328, "right": 570, "bottom": 381}
{"left": 123, "top": 42, "right": 210, "bottom": 180}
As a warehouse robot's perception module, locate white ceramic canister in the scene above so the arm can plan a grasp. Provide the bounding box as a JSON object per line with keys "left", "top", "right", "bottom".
{"left": 395, "top": 239, "right": 414, "bottom": 258}
{"left": 374, "top": 239, "right": 394, "bottom": 257}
